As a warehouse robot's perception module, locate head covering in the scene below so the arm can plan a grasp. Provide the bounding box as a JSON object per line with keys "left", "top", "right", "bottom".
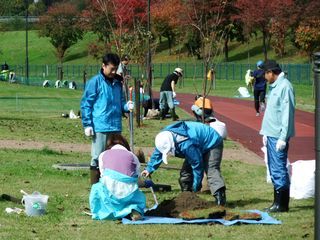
{"left": 155, "top": 131, "right": 175, "bottom": 164}
{"left": 262, "top": 60, "right": 281, "bottom": 72}
{"left": 208, "top": 117, "right": 228, "bottom": 139}
{"left": 256, "top": 60, "right": 264, "bottom": 68}
{"left": 174, "top": 68, "right": 183, "bottom": 77}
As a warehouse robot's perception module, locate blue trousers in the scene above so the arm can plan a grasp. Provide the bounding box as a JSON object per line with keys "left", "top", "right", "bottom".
{"left": 266, "top": 137, "right": 290, "bottom": 190}
{"left": 159, "top": 91, "right": 174, "bottom": 110}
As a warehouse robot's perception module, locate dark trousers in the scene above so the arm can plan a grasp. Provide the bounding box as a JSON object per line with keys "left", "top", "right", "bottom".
{"left": 254, "top": 89, "right": 266, "bottom": 113}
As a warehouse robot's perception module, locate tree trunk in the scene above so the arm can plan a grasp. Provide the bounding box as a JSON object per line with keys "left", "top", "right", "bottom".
{"left": 262, "top": 29, "right": 268, "bottom": 61}
{"left": 168, "top": 36, "right": 172, "bottom": 55}
{"left": 224, "top": 38, "right": 229, "bottom": 62}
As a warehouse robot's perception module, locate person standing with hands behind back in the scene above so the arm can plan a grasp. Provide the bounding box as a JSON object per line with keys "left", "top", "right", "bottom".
{"left": 252, "top": 60, "right": 267, "bottom": 116}
{"left": 81, "top": 53, "right": 134, "bottom": 185}
{"left": 159, "top": 68, "right": 183, "bottom": 121}
{"left": 260, "top": 60, "right": 295, "bottom": 212}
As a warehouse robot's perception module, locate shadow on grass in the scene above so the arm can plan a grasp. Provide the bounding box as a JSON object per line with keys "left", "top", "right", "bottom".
{"left": 227, "top": 197, "right": 270, "bottom": 208}
{"left": 289, "top": 204, "right": 314, "bottom": 212}
{"left": 65, "top": 51, "right": 88, "bottom": 62}
{"left": 228, "top": 46, "right": 265, "bottom": 62}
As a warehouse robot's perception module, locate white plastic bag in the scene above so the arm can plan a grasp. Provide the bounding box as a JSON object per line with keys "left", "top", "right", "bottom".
{"left": 238, "top": 87, "right": 250, "bottom": 98}
{"left": 290, "top": 160, "right": 315, "bottom": 199}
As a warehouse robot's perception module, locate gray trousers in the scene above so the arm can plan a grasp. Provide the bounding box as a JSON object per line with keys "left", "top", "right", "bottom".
{"left": 90, "top": 132, "right": 120, "bottom": 168}
{"left": 179, "top": 141, "right": 225, "bottom": 195}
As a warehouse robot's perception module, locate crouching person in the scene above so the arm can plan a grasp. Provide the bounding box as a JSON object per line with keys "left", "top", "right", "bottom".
{"left": 141, "top": 121, "right": 227, "bottom": 206}
{"left": 89, "top": 134, "right": 146, "bottom": 220}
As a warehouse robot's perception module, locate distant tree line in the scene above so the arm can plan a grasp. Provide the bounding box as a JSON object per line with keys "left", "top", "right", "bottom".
{"left": 1, "top": 0, "right": 319, "bottom": 65}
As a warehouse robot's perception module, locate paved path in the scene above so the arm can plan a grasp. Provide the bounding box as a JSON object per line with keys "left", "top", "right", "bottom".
{"left": 161, "top": 92, "right": 314, "bottom": 162}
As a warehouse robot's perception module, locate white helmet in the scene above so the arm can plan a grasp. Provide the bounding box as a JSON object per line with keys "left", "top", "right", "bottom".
{"left": 174, "top": 68, "right": 183, "bottom": 76}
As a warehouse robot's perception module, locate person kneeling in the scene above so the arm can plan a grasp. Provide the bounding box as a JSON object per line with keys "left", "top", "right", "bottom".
{"left": 89, "top": 134, "right": 146, "bottom": 221}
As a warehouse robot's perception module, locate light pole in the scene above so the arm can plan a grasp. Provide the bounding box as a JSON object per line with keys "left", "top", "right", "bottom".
{"left": 25, "top": 0, "right": 38, "bottom": 85}
{"left": 314, "top": 52, "right": 320, "bottom": 240}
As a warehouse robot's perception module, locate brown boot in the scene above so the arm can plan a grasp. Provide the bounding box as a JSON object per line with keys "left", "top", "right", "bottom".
{"left": 90, "top": 167, "right": 100, "bottom": 185}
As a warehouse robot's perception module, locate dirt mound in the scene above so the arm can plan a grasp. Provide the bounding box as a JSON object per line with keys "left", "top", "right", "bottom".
{"left": 145, "top": 192, "right": 215, "bottom": 218}
{"left": 145, "top": 191, "right": 262, "bottom": 221}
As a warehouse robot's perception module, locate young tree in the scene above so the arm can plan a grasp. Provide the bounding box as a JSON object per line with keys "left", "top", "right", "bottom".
{"left": 38, "top": 2, "right": 83, "bottom": 67}
{"left": 183, "top": 0, "right": 228, "bottom": 121}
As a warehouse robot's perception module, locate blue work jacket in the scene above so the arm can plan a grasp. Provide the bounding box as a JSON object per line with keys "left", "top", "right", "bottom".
{"left": 80, "top": 71, "right": 128, "bottom": 133}
{"left": 146, "top": 121, "right": 222, "bottom": 192}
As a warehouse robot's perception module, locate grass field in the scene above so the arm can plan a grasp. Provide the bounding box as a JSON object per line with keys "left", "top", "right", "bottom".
{"left": 0, "top": 81, "right": 315, "bottom": 239}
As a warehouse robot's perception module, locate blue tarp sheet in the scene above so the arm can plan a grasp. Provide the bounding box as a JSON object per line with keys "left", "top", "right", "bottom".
{"left": 122, "top": 210, "right": 281, "bottom": 225}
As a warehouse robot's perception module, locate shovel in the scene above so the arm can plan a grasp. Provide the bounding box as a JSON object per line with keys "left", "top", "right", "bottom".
{"left": 148, "top": 176, "right": 158, "bottom": 206}
{"left": 129, "top": 88, "right": 134, "bottom": 152}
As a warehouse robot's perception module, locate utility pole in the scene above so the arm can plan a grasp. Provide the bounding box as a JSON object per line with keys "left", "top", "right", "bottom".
{"left": 25, "top": 0, "right": 29, "bottom": 85}
{"left": 314, "top": 52, "right": 320, "bottom": 240}
{"left": 146, "top": 0, "right": 153, "bottom": 107}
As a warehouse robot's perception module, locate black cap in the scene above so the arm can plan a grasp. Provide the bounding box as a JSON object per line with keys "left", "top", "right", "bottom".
{"left": 262, "top": 60, "right": 281, "bottom": 72}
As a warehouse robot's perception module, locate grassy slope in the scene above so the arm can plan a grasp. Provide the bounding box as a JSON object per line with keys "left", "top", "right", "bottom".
{"left": 0, "top": 30, "right": 310, "bottom": 65}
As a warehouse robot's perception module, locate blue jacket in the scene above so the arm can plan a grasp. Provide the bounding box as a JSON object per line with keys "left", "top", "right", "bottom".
{"left": 146, "top": 121, "right": 222, "bottom": 192}
{"left": 80, "top": 71, "right": 128, "bottom": 133}
{"left": 253, "top": 69, "right": 266, "bottom": 91}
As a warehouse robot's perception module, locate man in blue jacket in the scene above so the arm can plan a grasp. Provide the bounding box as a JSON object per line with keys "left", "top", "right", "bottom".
{"left": 252, "top": 60, "right": 267, "bottom": 116}
{"left": 81, "top": 53, "right": 134, "bottom": 185}
{"left": 141, "top": 121, "right": 227, "bottom": 206}
{"left": 260, "top": 60, "right": 295, "bottom": 212}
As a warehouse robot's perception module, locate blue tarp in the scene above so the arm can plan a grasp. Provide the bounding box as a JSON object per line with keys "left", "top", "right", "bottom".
{"left": 122, "top": 210, "right": 281, "bottom": 225}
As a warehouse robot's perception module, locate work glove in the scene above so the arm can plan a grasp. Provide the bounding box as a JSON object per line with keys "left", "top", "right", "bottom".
{"left": 144, "top": 179, "right": 154, "bottom": 188}
{"left": 126, "top": 100, "right": 134, "bottom": 111}
{"left": 262, "top": 135, "right": 267, "bottom": 146}
{"left": 276, "top": 139, "right": 286, "bottom": 152}
{"left": 141, "top": 170, "right": 150, "bottom": 178}
{"left": 84, "top": 127, "right": 94, "bottom": 137}
{"left": 172, "top": 91, "right": 176, "bottom": 99}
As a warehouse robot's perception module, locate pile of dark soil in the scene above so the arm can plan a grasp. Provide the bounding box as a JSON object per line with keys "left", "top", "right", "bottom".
{"left": 145, "top": 191, "right": 216, "bottom": 218}
{"left": 145, "top": 191, "right": 262, "bottom": 221}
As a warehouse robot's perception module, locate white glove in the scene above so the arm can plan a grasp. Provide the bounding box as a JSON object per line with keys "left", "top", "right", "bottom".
{"left": 172, "top": 91, "right": 176, "bottom": 98}
{"left": 127, "top": 100, "right": 134, "bottom": 111}
{"left": 84, "top": 127, "right": 94, "bottom": 137}
{"left": 276, "top": 139, "right": 286, "bottom": 152}
{"left": 141, "top": 170, "right": 150, "bottom": 178}
{"left": 262, "top": 135, "right": 267, "bottom": 146}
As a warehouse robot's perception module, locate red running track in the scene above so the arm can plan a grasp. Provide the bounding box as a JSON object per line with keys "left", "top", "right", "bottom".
{"left": 154, "top": 92, "right": 315, "bottom": 162}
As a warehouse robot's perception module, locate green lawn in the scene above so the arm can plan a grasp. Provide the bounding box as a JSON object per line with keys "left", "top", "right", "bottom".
{"left": 0, "top": 148, "right": 314, "bottom": 240}
{"left": 0, "top": 81, "right": 315, "bottom": 239}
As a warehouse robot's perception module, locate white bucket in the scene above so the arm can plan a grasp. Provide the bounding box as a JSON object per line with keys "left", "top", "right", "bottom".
{"left": 22, "top": 192, "right": 49, "bottom": 216}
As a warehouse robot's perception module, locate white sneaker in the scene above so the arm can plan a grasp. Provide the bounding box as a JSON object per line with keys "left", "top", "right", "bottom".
{"left": 256, "top": 113, "right": 260, "bottom": 117}
{"left": 260, "top": 103, "right": 265, "bottom": 112}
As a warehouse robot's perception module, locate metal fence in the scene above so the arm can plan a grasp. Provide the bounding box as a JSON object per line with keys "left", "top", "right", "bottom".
{"left": 7, "top": 62, "right": 313, "bottom": 87}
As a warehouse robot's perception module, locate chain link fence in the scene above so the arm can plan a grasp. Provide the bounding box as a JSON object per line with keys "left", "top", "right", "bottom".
{"left": 5, "top": 62, "right": 313, "bottom": 88}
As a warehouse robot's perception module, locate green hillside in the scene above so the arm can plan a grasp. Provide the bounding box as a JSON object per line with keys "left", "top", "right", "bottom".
{"left": 0, "top": 30, "right": 310, "bottom": 65}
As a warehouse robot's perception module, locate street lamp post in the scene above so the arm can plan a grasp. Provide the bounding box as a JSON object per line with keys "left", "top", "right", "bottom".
{"left": 25, "top": 0, "right": 38, "bottom": 85}
{"left": 25, "top": 0, "right": 29, "bottom": 85}
{"left": 314, "top": 52, "right": 320, "bottom": 240}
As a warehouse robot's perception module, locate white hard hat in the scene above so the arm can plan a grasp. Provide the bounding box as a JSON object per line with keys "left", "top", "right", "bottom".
{"left": 209, "top": 118, "right": 227, "bottom": 139}
{"left": 155, "top": 131, "right": 175, "bottom": 164}
{"left": 174, "top": 68, "right": 183, "bottom": 76}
